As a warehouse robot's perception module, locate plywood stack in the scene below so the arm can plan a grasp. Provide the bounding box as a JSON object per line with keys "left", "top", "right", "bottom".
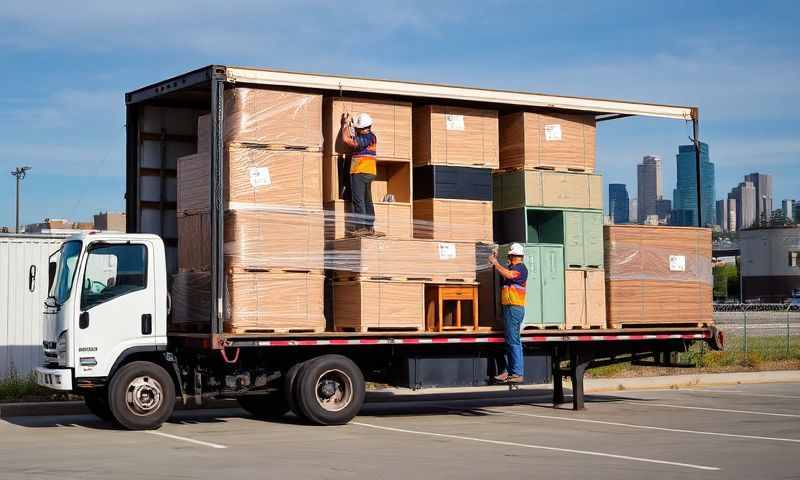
{"left": 604, "top": 225, "right": 712, "bottom": 328}
{"left": 499, "top": 112, "right": 595, "bottom": 172}
{"left": 322, "top": 97, "right": 413, "bottom": 239}
{"left": 333, "top": 280, "right": 425, "bottom": 332}
{"left": 173, "top": 87, "right": 325, "bottom": 334}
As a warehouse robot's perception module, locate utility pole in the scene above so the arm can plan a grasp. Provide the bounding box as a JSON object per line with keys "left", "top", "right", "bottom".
{"left": 10, "top": 166, "right": 32, "bottom": 233}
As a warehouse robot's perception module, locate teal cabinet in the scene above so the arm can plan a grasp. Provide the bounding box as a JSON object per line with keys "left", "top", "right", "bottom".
{"left": 499, "top": 243, "right": 565, "bottom": 327}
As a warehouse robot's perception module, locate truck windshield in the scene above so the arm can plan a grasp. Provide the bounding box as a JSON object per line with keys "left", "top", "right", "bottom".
{"left": 51, "top": 240, "right": 82, "bottom": 305}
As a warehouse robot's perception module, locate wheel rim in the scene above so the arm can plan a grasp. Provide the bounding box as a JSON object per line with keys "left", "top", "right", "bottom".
{"left": 314, "top": 369, "right": 353, "bottom": 412}
{"left": 125, "top": 376, "right": 163, "bottom": 416}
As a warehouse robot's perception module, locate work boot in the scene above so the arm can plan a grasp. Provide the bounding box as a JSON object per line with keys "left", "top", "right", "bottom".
{"left": 368, "top": 228, "right": 386, "bottom": 237}
{"left": 506, "top": 374, "right": 524, "bottom": 384}
{"left": 348, "top": 228, "right": 369, "bottom": 237}
{"left": 493, "top": 372, "right": 509, "bottom": 383}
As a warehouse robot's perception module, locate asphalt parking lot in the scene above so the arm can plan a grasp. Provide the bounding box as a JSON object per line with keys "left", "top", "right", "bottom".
{"left": 1, "top": 382, "right": 799, "bottom": 479}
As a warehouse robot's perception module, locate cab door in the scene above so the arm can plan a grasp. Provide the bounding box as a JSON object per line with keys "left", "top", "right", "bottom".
{"left": 73, "top": 241, "right": 155, "bottom": 378}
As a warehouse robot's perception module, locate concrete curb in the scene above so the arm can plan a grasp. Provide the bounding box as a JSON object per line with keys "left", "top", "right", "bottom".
{"left": 2, "top": 370, "right": 798, "bottom": 418}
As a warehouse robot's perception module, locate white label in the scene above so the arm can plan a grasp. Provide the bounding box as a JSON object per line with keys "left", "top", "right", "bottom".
{"left": 544, "top": 124, "right": 562, "bottom": 141}
{"left": 249, "top": 167, "right": 271, "bottom": 187}
{"left": 669, "top": 255, "right": 686, "bottom": 272}
{"left": 445, "top": 114, "right": 465, "bottom": 131}
{"left": 438, "top": 242, "right": 457, "bottom": 260}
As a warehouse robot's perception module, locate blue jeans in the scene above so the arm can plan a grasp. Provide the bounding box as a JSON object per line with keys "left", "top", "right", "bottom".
{"left": 502, "top": 305, "right": 524, "bottom": 376}
{"left": 350, "top": 173, "right": 375, "bottom": 230}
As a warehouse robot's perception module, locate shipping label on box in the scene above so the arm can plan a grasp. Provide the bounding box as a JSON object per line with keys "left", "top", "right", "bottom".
{"left": 249, "top": 167, "right": 272, "bottom": 187}
{"left": 445, "top": 114, "right": 465, "bottom": 131}
{"left": 438, "top": 242, "right": 457, "bottom": 260}
{"left": 669, "top": 255, "right": 686, "bottom": 272}
{"left": 544, "top": 124, "right": 562, "bottom": 141}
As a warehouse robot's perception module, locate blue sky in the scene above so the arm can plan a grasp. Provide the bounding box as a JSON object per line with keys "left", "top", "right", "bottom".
{"left": 1, "top": 0, "right": 798, "bottom": 227}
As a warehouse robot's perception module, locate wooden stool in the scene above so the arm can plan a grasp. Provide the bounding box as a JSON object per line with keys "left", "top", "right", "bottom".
{"left": 425, "top": 284, "right": 479, "bottom": 332}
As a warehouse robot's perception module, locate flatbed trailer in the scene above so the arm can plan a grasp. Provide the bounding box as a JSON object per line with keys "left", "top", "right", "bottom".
{"left": 34, "top": 65, "right": 718, "bottom": 430}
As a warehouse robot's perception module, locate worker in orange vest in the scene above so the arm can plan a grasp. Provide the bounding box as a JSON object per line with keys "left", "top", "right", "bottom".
{"left": 341, "top": 112, "right": 384, "bottom": 237}
{"left": 489, "top": 243, "right": 528, "bottom": 383}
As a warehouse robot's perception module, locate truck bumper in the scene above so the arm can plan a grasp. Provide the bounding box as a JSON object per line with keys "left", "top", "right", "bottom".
{"left": 35, "top": 366, "right": 73, "bottom": 391}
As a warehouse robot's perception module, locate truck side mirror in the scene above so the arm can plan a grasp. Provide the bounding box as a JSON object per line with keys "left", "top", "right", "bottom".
{"left": 48, "top": 261, "right": 57, "bottom": 292}
{"left": 29, "top": 265, "right": 37, "bottom": 292}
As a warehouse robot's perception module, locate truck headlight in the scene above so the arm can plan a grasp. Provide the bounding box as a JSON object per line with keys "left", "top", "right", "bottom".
{"left": 56, "top": 331, "right": 67, "bottom": 366}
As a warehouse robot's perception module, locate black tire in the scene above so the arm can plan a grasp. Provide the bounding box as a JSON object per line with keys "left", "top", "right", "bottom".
{"left": 107, "top": 361, "right": 175, "bottom": 430}
{"left": 295, "top": 355, "right": 365, "bottom": 426}
{"left": 284, "top": 361, "right": 306, "bottom": 419}
{"left": 83, "top": 390, "right": 114, "bottom": 422}
{"left": 237, "top": 393, "right": 290, "bottom": 419}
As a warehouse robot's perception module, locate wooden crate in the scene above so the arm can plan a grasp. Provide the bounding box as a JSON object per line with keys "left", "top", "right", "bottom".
{"left": 171, "top": 271, "right": 326, "bottom": 334}
{"left": 412, "top": 105, "right": 499, "bottom": 168}
{"left": 499, "top": 112, "right": 595, "bottom": 172}
{"left": 323, "top": 97, "right": 412, "bottom": 160}
{"left": 327, "top": 237, "right": 484, "bottom": 281}
{"left": 413, "top": 198, "right": 493, "bottom": 242}
{"left": 493, "top": 170, "right": 603, "bottom": 211}
{"left": 333, "top": 280, "right": 424, "bottom": 332}
{"left": 604, "top": 225, "right": 713, "bottom": 328}
{"left": 565, "top": 269, "right": 606, "bottom": 329}
{"left": 178, "top": 147, "right": 322, "bottom": 214}
{"left": 224, "top": 87, "right": 323, "bottom": 149}
{"left": 324, "top": 199, "right": 412, "bottom": 240}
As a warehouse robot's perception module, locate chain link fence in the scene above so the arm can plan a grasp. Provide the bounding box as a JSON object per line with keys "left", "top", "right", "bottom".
{"left": 710, "top": 303, "right": 800, "bottom": 364}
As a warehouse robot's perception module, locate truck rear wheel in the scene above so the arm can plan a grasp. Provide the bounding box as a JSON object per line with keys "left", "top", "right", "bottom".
{"left": 108, "top": 361, "right": 175, "bottom": 430}
{"left": 295, "top": 355, "right": 365, "bottom": 426}
{"left": 237, "top": 393, "right": 290, "bottom": 419}
{"left": 83, "top": 390, "right": 114, "bottom": 422}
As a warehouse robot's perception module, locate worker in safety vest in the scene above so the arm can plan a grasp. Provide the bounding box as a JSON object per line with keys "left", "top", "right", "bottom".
{"left": 341, "top": 112, "right": 384, "bottom": 237}
{"left": 489, "top": 243, "right": 528, "bottom": 383}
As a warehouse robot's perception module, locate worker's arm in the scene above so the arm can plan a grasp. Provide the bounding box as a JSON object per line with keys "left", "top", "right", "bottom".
{"left": 488, "top": 254, "right": 521, "bottom": 280}
{"left": 341, "top": 113, "right": 357, "bottom": 148}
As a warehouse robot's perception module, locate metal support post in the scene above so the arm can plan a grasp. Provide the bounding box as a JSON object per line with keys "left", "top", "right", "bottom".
{"left": 552, "top": 347, "right": 565, "bottom": 406}
{"left": 569, "top": 348, "right": 593, "bottom": 411}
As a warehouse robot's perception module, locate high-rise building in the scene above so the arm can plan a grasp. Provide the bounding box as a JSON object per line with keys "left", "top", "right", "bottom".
{"left": 672, "top": 142, "right": 715, "bottom": 227}
{"left": 608, "top": 184, "right": 630, "bottom": 224}
{"left": 716, "top": 199, "right": 728, "bottom": 232}
{"left": 636, "top": 155, "right": 662, "bottom": 223}
{"left": 744, "top": 173, "right": 773, "bottom": 225}
{"left": 629, "top": 198, "right": 638, "bottom": 225}
{"left": 730, "top": 181, "right": 756, "bottom": 230}
{"left": 727, "top": 198, "right": 737, "bottom": 232}
{"left": 781, "top": 199, "right": 795, "bottom": 222}
{"left": 655, "top": 198, "right": 672, "bottom": 224}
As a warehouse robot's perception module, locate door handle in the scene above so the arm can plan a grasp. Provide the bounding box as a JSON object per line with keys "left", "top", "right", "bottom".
{"left": 79, "top": 311, "right": 89, "bottom": 329}
{"left": 141, "top": 314, "right": 152, "bottom": 335}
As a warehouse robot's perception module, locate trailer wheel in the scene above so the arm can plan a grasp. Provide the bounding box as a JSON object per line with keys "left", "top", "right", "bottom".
{"left": 83, "top": 390, "right": 114, "bottom": 422}
{"left": 108, "top": 361, "right": 175, "bottom": 430}
{"left": 237, "top": 393, "right": 289, "bottom": 419}
{"left": 284, "top": 361, "right": 306, "bottom": 420}
{"left": 295, "top": 355, "right": 365, "bottom": 426}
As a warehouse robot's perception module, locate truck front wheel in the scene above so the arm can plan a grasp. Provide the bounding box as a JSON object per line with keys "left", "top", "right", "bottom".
{"left": 295, "top": 355, "right": 365, "bottom": 425}
{"left": 108, "top": 361, "right": 175, "bottom": 430}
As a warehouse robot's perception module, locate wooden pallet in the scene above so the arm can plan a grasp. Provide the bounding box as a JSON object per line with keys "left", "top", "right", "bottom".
{"left": 225, "top": 326, "right": 325, "bottom": 335}
{"left": 608, "top": 322, "right": 710, "bottom": 330}
{"left": 229, "top": 266, "right": 318, "bottom": 274}
{"left": 333, "top": 273, "right": 477, "bottom": 284}
{"left": 522, "top": 324, "right": 563, "bottom": 330}
{"left": 227, "top": 141, "right": 322, "bottom": 152}
{"left": 335, "top": 326, "right": 424, "bottom": 333}
{"left": 494, "top": 165, "right": 595, "bottom": 175}
{"left": 568, "top": 325, "right": 604, "bottom": 330}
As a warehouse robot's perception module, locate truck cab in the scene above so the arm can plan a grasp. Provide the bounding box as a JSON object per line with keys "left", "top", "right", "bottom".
{"left": 36, "top": 232, "right": 173, "bottom": 428}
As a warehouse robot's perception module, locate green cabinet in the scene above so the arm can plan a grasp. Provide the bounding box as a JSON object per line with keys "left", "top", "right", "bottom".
{"left": 499, "top": 243, "right": 565, "bottom": 327}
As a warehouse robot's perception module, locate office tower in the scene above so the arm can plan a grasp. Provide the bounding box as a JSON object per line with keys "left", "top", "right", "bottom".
{"left": 731, "top": 181, "right": 756, "bottom": 230}
{"left": 727, "top": 198, "right": 737, "bottom": 231}
{"left": 673, "top": 142, "right": 715, "bottom": 226}
{"left": 629, "top": 198, "right": 638, "bottom": 224}
{"left": 781, "top": 199, "right": 795, "bottom": 222}
{"left": 716, "top": 200, "right": 727, "bottom": 232}
{"left": 608, "top": 183, "right": 630, "bottom": 224}
{"left": 655, "top": 198, "right": 672, "bottom": 224}
{"left": 744, "top": 173, "right": 774, "bottom": 224}
{"left": 636, "top": 155, "right": 662, "bottom": 223}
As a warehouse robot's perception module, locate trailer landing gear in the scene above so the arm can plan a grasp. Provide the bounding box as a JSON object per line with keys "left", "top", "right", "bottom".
{"left": 552, "top": 347, "right": 593, "bottom": 410}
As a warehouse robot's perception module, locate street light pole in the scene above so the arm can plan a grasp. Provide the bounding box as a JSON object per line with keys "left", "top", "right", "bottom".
{"left": 10, "top": 166, "right": 32, "bottom": 233}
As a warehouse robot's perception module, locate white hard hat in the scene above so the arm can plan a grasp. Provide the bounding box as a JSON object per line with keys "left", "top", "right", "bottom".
{"left": 353, "top": 112, "right": 373, "bottom": 129}
{"left": 508, "top": 243, "right": 525, "bottom": 256}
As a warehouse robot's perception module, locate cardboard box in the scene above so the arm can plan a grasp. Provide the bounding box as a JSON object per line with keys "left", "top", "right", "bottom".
{"left": 565, "top": 269, "right": 606, "bottom": 329}
{"left": 412, "top": 106, "right": 499, "bottom": 168}
{"left": 170, "top": 271, "right": 325, "bottom": 334}
{"left": 177, "top": 147, "right": 322, "bottom": 214}
{"left": 499, "top": 112, "right": 596, "bottom": 171}
{"left": 333, "top": 280, "right": 424, "bottom": 332}
{"left": 324, "top": 199, "right": 412, "bottom": 240}
{"left": 327, "top": 237, "right": 487, "bottom": 281}
{"left": 604, "top": 225, "right": 713, "bottom": 327}
{"left": 493, "top": 170, "right": 603, "bottom": 211}
{"left": 413, "top": 199, "right": 493, "bottom": 242}
{"left": 323, "top": 97, "right": 412, "bottom": 160}
{"left": 224, "top": 87, "right": 323, "bottom": 148}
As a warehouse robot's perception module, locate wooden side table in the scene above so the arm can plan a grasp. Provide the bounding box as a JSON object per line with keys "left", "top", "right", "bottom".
{"left": 425, "top": 284, "right": 479, "bottom": 332}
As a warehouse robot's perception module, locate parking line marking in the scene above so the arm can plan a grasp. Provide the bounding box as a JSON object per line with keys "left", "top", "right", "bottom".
{"left": 624, "top": 401, "right": 800, "bottom": 418}
{"left": 144, "top": 430, "right": 227, "bottom": 449}
{"left": 692, "top": 390, "right": 800, "bottom": 400}
{"left": 495, "top": 410, "right": 800, "bottom": 443}
{"left": 352, "top": 421, "right": 720, "bottom": 471}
